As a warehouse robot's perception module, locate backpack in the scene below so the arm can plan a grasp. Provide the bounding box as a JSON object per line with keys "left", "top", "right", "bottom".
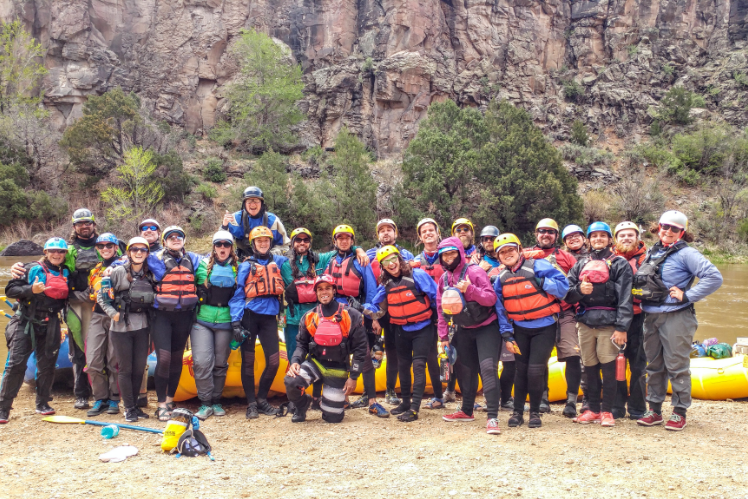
{"left": 441, "top": 264, "right": 493, "bottom": 327}
{"left": 176, "top": 429, "right": 214, "bottom": 460}
{"left": 632, "top": 241, "right": 689, "bottom": 305}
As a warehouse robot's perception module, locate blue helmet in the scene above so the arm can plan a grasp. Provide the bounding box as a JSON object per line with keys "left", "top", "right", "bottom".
{"left": 586, "top": 221, "right": 613, "bottom": 238}
{"left": 562, "top": 224, "right": 585, "bottom": 240}
{"left": 96, "top": 233, "right": 119, "bottom": 246}
{"left": 44, "top": 237, "right": 69, "bottom": 252}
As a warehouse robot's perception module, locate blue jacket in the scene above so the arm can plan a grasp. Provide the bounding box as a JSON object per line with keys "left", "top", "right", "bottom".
{"left": 329, "top": 252, "right": 377, "bottom": 306}
{"left": 483, "top": 254, "right": 501, "bottom": 268}
{"left": 493, "top": 257, "right": 569, "bottom": 339}
{"left": 229, "top": 254, "right": 289, "bottom": 321}
{"left": 366, "top": 244, "right": 415, "bottom": 262}
{"left": 224, "top": 210, "right": 289, "bottom": 249}
{"left": 641, "top": 244, "right": 723, "bottom": 314}
{"left": 365, "top": 268, "right": 437, "bottom": 332}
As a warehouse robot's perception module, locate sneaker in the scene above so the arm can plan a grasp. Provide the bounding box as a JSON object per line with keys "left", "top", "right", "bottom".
{"left": 538, "top": 391, "right": 551, "bottom": 413}
{"left": 442, "top": 410, "right": 474, "bottom": 422}
{"left": 507, "top": 412, "right": 524, "bottom": 427}
{"left": 195, "top": 405, "right": 214, "bottom": 421}
{"left": 135, "top": 408, "right": 149, "bottom": 419}
{"left": 73, "top": 397, "right": 89, "bottom": 410}
{"left": 106, "top": 400, "right": 120, "bottom": 415}
{"left": 124, "top": 408, "right": 139, "bottom": 422}
{"left": 245, "top": 403, "right": 259, "bottom": 420}
{"left": 391, "top": 402, "right": 410, "bottom": 416}
{"left": 311, "top": 397, "right": 322, "bottom": 411}
{"left": 600, "top": 412, "right": 615, "bottom": 427}
{"left": 350, "top": 395, "right": 368, "bottom": 409}
{"left": 35, "top": 403, "right": 55, "bottom": 415}
{"left": 473, "top": 402, "right": 484, "bottom": 412}
{"left": 385, "top": 389, "right": 401, "bottom": 405}
{"left": 0, "top": 408, "right": 9, "bottom": 424}
{"left": 368, "top": 402, "right": 390, "bottom": 418}
{"left": 137, "top": 395, "right": 148, "bottom": 408}
{"left": 443, "top": 390, "right": 457, "bottom": 403}
{"left": 486, "top": 418, "right": 501, "bottom": 435}
{"left": 665, "top": 413, "right": 687, "bottom": 431}
{"left": 562, "top": 402, "right": 577, "bottom": 418}
{"left": 500, "top": 398, "right": 514, "bottom": 411}
{"left": 636, "top": 410, "right": 664, "bottom": 427}
{"left": 397, "top": 409, "right": 419, "bottom": 422}
{"left": 573, "top": 410, "right": 601, "bottom": 424}
{"left": 212, "top": 404, "right": 226, "bottom": 417}
{"left": 256, "top": 399, "right": 278, "bottom": 416}
{"left": 87, "top": 399, "right": 108, "bottom": 417}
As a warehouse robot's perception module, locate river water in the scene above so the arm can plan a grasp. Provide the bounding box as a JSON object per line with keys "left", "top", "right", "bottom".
{"left": 0, "top": 258, "right": 746, "bottom": 363}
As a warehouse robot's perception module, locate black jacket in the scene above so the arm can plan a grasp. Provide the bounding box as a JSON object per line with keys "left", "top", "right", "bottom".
{"left": 565, "top": 247, "right": 634, "bottom": 331}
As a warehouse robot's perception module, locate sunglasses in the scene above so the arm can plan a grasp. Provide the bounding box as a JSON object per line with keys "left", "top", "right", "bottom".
{"left": 140, "top": 225, "right": 159, "bottom": 232}
{"left": 536, "top": 229, "right": 557, "bottom": 235}
{"left": 455, "top": 227, "right": 471, "bottom": 234}
{"left": 295, "top": 237, "right": 311, "bottom": 244}
{"left": 166, "top": 234, "right": 184, "bottom": 241}
{"left": 74, "top": 221, "right": 94, "bottom": 227}
{"left": 47, "top": 249, "right": 67, "bottom": 255}
{"left": 96, "top": 243, "right": 116, "bottom": 250}
{"left": 129, "top": 247, "right": 148, "bottom": 254}
{"left": 481, "top": 237, "right": 496, "bottom": 243}
{"left": 214, "top": 241, "right": 232, "bottom": 248}
{"left": 660, "top": 223, "right": 683, "bottom": 234}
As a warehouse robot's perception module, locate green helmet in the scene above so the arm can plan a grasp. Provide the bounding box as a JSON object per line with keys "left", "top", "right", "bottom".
{"left": 72, "top": 208, "right": 95, "bottom": 224}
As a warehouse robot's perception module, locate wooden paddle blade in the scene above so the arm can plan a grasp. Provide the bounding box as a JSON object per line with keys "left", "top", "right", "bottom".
{"left": 42, "top": 415, "right": 86, "bottom": 424}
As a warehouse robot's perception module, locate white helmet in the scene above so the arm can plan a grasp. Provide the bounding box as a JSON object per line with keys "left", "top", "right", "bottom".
{"left": 376, "top": 218, "right": 398, "bottom": 236}
{"left": 659, "top": 210, "right": 688, "bottom": 232}
{"left": 212, "top": 230, "right": 234, "bottom": 245}
{"left": 614, "top": 221, "right": 640, "bottom": 238}
{"left": 127, "top": 237, "right": 150, "bottom": 251}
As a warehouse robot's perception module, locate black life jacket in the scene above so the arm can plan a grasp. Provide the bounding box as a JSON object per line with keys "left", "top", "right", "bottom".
{"left": 576, "top": 253, "right": 620, "bottom": 311}
{"left": 18, "top": 262, "right": 68, "bottom": 318}
{"left": 197, "top": 260, "right": 236, "bottom": 308}
{"left": 115, "top": 267, "right": 156, "bottom": 322}
{"left": 235, "top": 210, "right": 270, "bottom": 258}
{"left": 70, "top": 240, "right": 100, "bottom": 292}
{"left": 441, "top": 264, "right": 494, "bottom": 328}
{"left": 632, "top": 240, "right": 690, "bottom": 305}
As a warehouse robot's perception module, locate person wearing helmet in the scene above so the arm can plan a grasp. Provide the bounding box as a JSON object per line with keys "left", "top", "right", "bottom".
{"left": 284, "top": 275, "right": 368, "bottom": 424}
{"left": 323, "top": 224, "right": 386, "bottom": 417}
{"left": 562, "top": 224, "right": 589, "bottom": 258}
{"left": 451, "top": 218, "right": 477, "bottom": 258}
{"left": 492, "top": 233, "right": 569, "bottom": 429}
{"left": 0, "top": 238, "right": 71, "bottom": 423}
{"left": 138, "top": 219, "right": 163, "bottom": 252}
{"left": 636, "top": 211, "right": 722, "bottom": 431}
{"left": 610, "top": 221, "right": 648, "bottom": 420}
{"left": 436, "top": 236, "right": 501, "bottom": 435}
{"left": 190, "top": 231, "right": 239, "bottom": 420}
{"left": 221, "top": 186, "right": 290, "bottom": 259}
{"left": 84, "top": 233, "right": 124, "bottom": 418}
{"left": 229, "top": 225, "right": 289, "bottom": 419}
{"left": 525, "top": 218, "right": 583, "bottom": 416}
{"left": 565, "top": 221, "right": 634, "bottom": 428}
{"left": 366, "top": 219, "right": 415, "bottom": 406}
{"left": 97, "top": 237, "right": 155, "bottom": 422}
{"left": 475, "top": 226, "right": 501, "bottom": 270}
{"left": 362, "top": 246, "right": 439, "bottom": 422}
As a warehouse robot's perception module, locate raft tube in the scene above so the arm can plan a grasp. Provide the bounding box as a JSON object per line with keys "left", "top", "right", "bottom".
{"left": 24, "top": 333, "right": 73, "bottom": 384}
{"left": 667, "top": 354, "right": 748, "bottom": 400}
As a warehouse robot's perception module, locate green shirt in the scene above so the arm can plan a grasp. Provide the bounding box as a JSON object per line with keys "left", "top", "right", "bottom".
{"left": 281, "top": 249, "right": 340, "bottom": 326}
{"left": 195, "top": 258, "right": 236, "bottom": 325}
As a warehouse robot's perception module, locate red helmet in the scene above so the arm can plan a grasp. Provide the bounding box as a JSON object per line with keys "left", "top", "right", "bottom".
{"left": 313, "top": 274, "right": 336, "bottom": 290}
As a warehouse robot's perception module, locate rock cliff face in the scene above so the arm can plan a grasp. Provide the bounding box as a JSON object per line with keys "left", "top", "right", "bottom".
{"left": 4, "top": 0, "right": 748, "bottom": 157}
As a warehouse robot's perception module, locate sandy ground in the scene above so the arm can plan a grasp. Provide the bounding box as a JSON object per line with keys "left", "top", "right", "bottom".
{"left": 1, "top": 383, "right": 747, "bottom": 499}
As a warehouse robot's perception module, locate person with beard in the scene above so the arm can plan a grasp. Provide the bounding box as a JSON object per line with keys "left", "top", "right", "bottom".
{"left": 138, "top": 218, "right": 163, "bottom": 253}
{"left": 229, "top": 226, "right": 289, "bottom": 419}
{"left": 611, "top": 221, "right": 648, "bottom": 420}
{"left": 221, "top": 186, "right": 290, "bottom": 259}
{"left": 84, "top": 233, "right": 123, "bottom": 417}
{"left": 562, "top": 224, "right": 590, "bottom": 258}
{"left": 524, "top": 218, "right": 582, "bottom": 417}
{"left": 451, "top": 218, "right": 478, "bottom": 260}
{"left": 565, "top": 222, "right": 633, "bottom": 427}
{"left": 475, "top": 226, "right": 501, "bottom": 271}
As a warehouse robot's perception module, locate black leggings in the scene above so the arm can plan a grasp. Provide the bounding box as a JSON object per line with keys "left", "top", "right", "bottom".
{"left": 240, "top": 311, "right": 280, "bottom": 404}
{"left": 111, "top": 328, "right": 150, "bottom": 410}
{"left": 394, "top": 323, "right": 435, "bottom": 412}
{"left": 586, "top": 362, "right": 617, "bottom": 414}
{"left": 382, "top": 316, "right": 398, "bottom": 392}
{"left": 513, "top": 323, "right": 556, "bottom": 414}
{"left": 454, "top": 322, "right": 501, "bottom": 419}
{"left": 500, "top": 360, "right": 515, "bottom": 404}
{"left": 426, "top": 325, "right": 443, "bottom": 399}
{"left": 153, "top": 310, "right": 193, "bottom": 402}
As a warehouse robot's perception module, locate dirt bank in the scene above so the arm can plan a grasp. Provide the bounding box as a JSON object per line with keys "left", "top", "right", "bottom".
{"left": 1, "top": 385, "right": 746, "bottom": 499}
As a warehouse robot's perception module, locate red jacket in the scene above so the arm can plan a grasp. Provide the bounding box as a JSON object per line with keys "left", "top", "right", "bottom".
{"left": 615, "top": 241, "right": 647, "bottom": 314}
{"left": 523, "top": 246, "right": 577, "bottom": 311}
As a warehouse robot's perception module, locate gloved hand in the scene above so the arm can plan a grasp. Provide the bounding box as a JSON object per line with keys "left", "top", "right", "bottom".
{"left": 232, "top": 321, "right": 247, "bottom": 344}
{"left": 347, "top": 296, "right": 364, "bottom": 312}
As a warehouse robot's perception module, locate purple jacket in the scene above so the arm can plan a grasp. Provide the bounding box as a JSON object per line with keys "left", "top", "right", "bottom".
{"left": 435, "top": 236, "right": 498, "bottom": 340}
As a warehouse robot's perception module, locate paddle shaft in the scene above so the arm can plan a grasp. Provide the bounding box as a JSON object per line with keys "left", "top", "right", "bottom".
{"left": 83, "top": 419, "right": 163, "bottom": 435}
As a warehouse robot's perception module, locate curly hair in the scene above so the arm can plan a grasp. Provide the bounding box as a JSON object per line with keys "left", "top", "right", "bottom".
{"left": 377, "top": 254, "right": 413, "bottom": 286}
{"left": 648, "top": 222, "right": 695, "bottom": 243}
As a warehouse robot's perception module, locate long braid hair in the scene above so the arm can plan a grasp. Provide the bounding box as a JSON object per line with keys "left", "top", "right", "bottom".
{"left": 205, "top": 244, "right": 238, "bottom": 286}
{"left": 287, "top": 238, "right": 318, "bottom": 280}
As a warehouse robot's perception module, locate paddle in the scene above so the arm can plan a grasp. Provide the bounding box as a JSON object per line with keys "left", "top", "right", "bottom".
{"left": 42, "top": 415, "right": 163, "bottom": 435}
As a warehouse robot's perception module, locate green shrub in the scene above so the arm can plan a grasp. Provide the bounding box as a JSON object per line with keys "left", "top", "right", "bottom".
{"left": 738, "top": 217, "right": 748, "bottom": 242}
{"left": 735, "top": 72, "right": 748, "bottom": 87}
{"left": 153, "top": 151, "right": 194, "bottom": 202}
{"left": 0, "top": 179, "right": 28, "bottom": 223}
{"left": 570, "top": 120, "right": 589, "bottom": 146}
{"left": 634, "top": 142, "right": 677, "bottom": 169}
{"left": 562, "top": 79, "right": 584, "bottom": 102}
{"left": 672, "top": 126, "right": 730, "bottom": 175}
{"left": 28, "top": 191, "right": 68, "bottom": 223}
{"left": 659, "top": 86, "right": 705, "bottom": 125}
{"left": 202, "top": 158, "right": 227, "bottom": 183}
{"left": 559, "top": 143, "right": 614, "bottom": 168}
{"left": 196, "top": 183, "right": 218, "bottom": 200}
{"left": 302, "top": 145, "right": 326, "bottom": 167}
{"left": 676, "top": 168, "right": 700, "bottom": 186}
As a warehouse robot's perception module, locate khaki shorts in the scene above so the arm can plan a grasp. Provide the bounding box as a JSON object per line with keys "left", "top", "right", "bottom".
{"left": 577, "top": 323, "right": 619, "bottom": 366}
{"left": 556, "top": 309, "right": 581, "bottom": 360}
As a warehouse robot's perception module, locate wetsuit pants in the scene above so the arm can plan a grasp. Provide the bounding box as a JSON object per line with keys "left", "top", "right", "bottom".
{"left": 110, "top": 328, "right": 149, "bottom": 410}
{"left": 381, "top": 315, "right": 399, "bottom": 393}
{"left": 85, "top": 312, "right": 119, "bottom": 402}
{"left": 454, "top": 322, "right": 501, "bottom": 419}
{"left": 284, "top": 359, "right": 348, "bottom": 423}
{"left": 68, "top": 301, "right": 92, "bottom": 401}
{"left": 153, "top": 310, "right": 193, "bottom": 402}
{"left": 240, "top": 311, "right": 280, "bottom": 404}
{"left": 426, "top": 325, "right": 443, "bottom": 400}
{"left": 513, "top": 323, "right": 556, "bottom": 414}
{"left": 191, "top": 322, "right": 232, "bottom": 405}
{"left": 394, "top": 323, "right": 434, "bottom": 412}
{"left": 613, "top": 312, "right": 646, "bottom": 417}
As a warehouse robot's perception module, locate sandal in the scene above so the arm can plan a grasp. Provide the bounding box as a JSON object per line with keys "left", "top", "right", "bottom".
{"left": 424, "top": 397, "right": 444, "bottom": 410}
{"left": 155, "top": 406, "right": 170, "bottom": 422}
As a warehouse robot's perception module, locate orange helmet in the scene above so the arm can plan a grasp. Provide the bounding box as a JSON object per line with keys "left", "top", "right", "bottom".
{"left": 249, "top": 226, "right": 274, "bottom": 244}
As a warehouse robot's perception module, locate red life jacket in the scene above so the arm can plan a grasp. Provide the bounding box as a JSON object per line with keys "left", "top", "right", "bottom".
{"left": 325, "top": 256, "right": 363, "bottom": 298}
{"left": 370, "top": 259, "right": 382, "bottom": 281}
{"left": 579, "top": 259, "right": 612, "bottom": 283}
{"left": 287, "top": 276, "right": 317, "bottom": 304}
{"left": 39, "top": 262, "right": 69, "bottom": 301}
{"left": 385, "top": 276, "right": 433, "bottom": 325}
{"left": 412, "top": 253, "right": 445, "bottom": 282}
{"left": 305, "top": 304, "right": 352, "bottom": 362}
{"left": 576, "top": 255, "right": 621, "bottom": 310}
{"left": 499, "top": 258, "right": 560, "bottom": 321}
{"left": 617, "top": 245, "right": 647, "bottom": 314}
{"left": 243, "top": 257, "right": 284, "bottom": 300}
{"left": 156, "top": 252, "right": 198, "bottom": 311}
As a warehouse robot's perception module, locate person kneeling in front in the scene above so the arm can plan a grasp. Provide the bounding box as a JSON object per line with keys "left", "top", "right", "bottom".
{"left": 284, "top": 275, "right": 368, "bottom": 423}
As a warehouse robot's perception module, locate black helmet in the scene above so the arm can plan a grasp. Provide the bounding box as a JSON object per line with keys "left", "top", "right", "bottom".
{"left": 242, "top": 186, "right": 264, "bottom": 201}
{"left": 72, "top": 208, "right": 95, "bottom": 224}
{"left": 479, "top": 225, "right": 500, "bottom": 239}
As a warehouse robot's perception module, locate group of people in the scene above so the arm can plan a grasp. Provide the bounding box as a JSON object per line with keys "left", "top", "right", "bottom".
{"left": 0, "top": 185, "right": 724, "bottom": 435}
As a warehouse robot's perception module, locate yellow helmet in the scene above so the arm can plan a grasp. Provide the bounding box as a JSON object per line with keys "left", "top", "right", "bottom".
{"left": 376, "top": 245, "right": 400, "bottom": 263}
{"left": 536, "top": 218, "right": 559, "bottom": 232}
{"left": 494, "top": 233, "right": 522, "bottom": 252}
{"left": 614, "top": 221, "right": 640, "bottom": 238}
{"left": 290, "top": 227, "right": 312, "bottom": 240}
{"left": 332, "top": 224, "right": 355, "bottom": 240}
{"left": 249, "top": 226, "right": 274, "bottom": 243}
{"left": 451, "top": 218, "right": 474, "bottom": 235}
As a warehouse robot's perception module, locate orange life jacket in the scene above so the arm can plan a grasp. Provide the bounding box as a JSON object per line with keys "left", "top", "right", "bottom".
{"left": 499, "top": 258, "right": 560, "bottom": 321}
{"left": 156, "top": 253, "right": 198, "bottom": 311}
{"left": 412, "top": 253, "right": 445, "bottom": 282}
{"left": 325, "top": 255, "right": 363, "bottom": 298}
{"left": 385, "top": 276, "right": 433, "bottom": 325}
{"left": 88, "top": 262, "right": 107, "bottom": 302}
{"left": 243, "top": 257, "right": 284, "bottom": 300}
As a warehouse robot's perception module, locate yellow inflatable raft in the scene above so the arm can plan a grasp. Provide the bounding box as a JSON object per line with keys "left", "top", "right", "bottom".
{"left": 667, "top": 354, "right": 748, "bottom": 400}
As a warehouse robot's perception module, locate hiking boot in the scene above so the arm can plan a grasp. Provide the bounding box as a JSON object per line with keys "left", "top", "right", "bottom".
{"left": 573, "top": 410, "right": 601, "bottom": 424}
{"left": 538, "top": 390, "right": 550, "bottom": 413}
{"left": 391, "top": 401, "right": 410, "bottom": 416}
{"left": 137, "top": 394, "right": 148, "bottom": 408}
{"left": 87, "top": 399, "right": 108, "bottom": 417}
{"left": 124, "top": 408, "right": 139, "bottom": 422}
{"left": 636, "top": 411, "right": 664, "bottom": 427}
{"left": 212, "top": 404, "right": 226, "bottom": 417}
{"left": 398, "top": 409, "right": 418, "bottom": 423}
{"left": 600, "top": 412, "right": 615, "bottom": 427}
{"left": 350, "top": 394, "right": 368, "bottom": 409}
{"left": 562, "top": 401, "right": 577, "bottom": 418}
{"left": 500, "top": 398, "right": 514, "bottom": 411}
{"left": 74, "top": 397, "right": 89, "bottom": 410}
{"left": 245, "top": 403, "right": 259, "bottom": 419}
{"left": 311, "top": 397, "right": 322, "bottom": 411}
{"left": 195, "top": 405, "right": 214, "bottom": 421}
{"left": 486, "top": 418, "right": 501, "bottom": 435}
{"left": 385, "top": 389, "right": 401, "bottom": 405}
{"left": 292, "top": 396, "right": 310, "bottom": 423}
{"left": 106, "top": 400, "right": 120, "bottom": 415}
{"left": 665, "top": 413, "right": 687, "bottom": 431}
{"left": 35, "top": 403, "right": 55, "bottom": 415}
{"left": 443, "top": 390, "right": 457, "bottom": 403}
{"left": 507, "top": 412, "right": 524, "bottom": 427}
{"left": 442, "top": 410, "right": 474, "bottom": 422}
{"left": 256, "top": 399, "right": 278, "bottom": 416}
{"left": 528, "top": 412, "right": 542, "bottom": 429}
{"left": 368, "top": 402, "right": 390, "bottom": 418}
{"left": 0, "top": 408, "right": 9, "bottom": 424}
{"left": 135, "top": 408, "right": 150, "bottom": 419}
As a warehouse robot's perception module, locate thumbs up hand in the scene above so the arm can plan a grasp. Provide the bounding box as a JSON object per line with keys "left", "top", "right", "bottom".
{"left": 580, "top": 275, "right": 593, "bottom": 295}
{"left": 32, "top": 276, "right": 46, "bottom": 294}
{"left": 456, "top": 275, "right": 471, "bottom": 293}
{"left": 222, "top": 210, "right": 234, "bottom": 227}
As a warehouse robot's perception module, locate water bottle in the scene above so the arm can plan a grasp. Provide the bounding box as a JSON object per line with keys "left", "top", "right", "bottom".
{"left": 230, "top": 338, "right": 242, "bottom": 350}
{"left": 616, "top": 350, "right": 627, "bottom": 381}
{"left": 101, "top": 425, "right": 119, "bottom": 439}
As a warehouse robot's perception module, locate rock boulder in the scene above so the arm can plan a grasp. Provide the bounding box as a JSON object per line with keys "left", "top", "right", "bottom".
{"left": 0, "top": 240, "right": 44, "bottom": 257}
